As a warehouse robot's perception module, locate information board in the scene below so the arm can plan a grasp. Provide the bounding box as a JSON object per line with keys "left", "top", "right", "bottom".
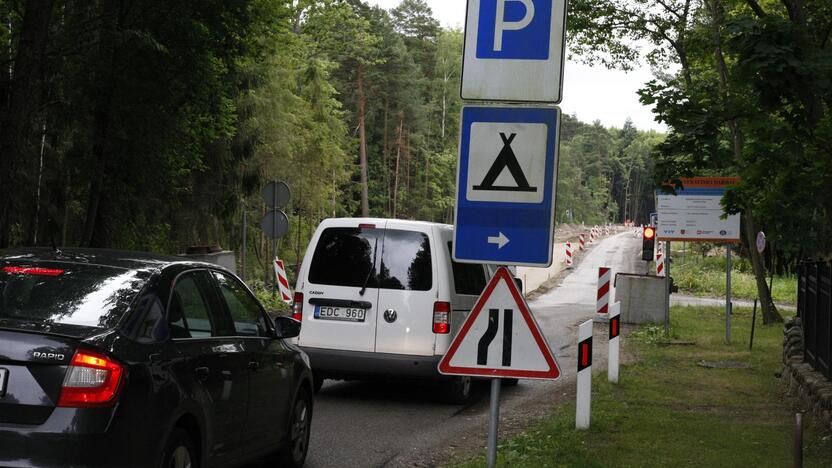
{"left": 656, "top": 177, "right": 741, "bottom": 243}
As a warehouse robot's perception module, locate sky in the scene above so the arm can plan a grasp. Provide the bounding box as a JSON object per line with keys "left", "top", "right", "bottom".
{"left": 365, "top": 0, "right": 667, "bottom": 132}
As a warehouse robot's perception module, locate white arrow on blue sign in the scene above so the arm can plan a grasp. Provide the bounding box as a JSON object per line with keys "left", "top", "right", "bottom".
{"left": 453, "top": 104, "right": 560, "bottom": 267}
{"left": 461, "top": 0, "right": 567, "bottom": 103}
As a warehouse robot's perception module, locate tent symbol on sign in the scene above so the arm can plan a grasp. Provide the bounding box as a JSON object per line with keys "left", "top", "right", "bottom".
{"left": 473, "top": 133, "right": 537, "bottom": 192}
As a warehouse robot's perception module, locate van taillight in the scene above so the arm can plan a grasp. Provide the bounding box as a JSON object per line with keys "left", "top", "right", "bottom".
{"left": 57, "top": 349, "right": 125, "bottom": 408}
{"left": 433, "top": 301, "right": 450, "bottom": 334}
{"left": 292, "top": 292, "right": 304, "bottom": 321}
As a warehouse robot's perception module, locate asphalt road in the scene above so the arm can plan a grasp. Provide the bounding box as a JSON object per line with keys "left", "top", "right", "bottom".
{"left": 301, "top": 230, "right": 643, "bottom": 468}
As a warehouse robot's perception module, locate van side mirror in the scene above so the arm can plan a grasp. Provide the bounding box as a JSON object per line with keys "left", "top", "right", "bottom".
{"left": 272, "top": 315, "right": 301, "bottom": 339}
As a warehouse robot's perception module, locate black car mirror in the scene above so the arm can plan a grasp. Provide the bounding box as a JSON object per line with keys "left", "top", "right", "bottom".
{"left": 272, "top": 315, "right": 301, "bottom": 339}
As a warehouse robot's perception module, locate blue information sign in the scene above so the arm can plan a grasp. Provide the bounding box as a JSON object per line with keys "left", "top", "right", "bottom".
{"left": 453, "top": 105, "right": 560, "bottom": 267}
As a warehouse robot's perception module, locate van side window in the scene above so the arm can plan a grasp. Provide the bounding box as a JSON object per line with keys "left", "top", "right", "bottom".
{"left": 447, "top": 242, "right": 487, "bottom": 295}
{"left": 309, "top": 227, "right": 382, "bottom": 288}
{"left": 379, "top": 229, "right": 432, "bottom": 291}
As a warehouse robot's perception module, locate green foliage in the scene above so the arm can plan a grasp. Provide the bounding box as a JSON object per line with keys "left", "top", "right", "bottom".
{"left": 672, "top": 249, "right": 798, "bottom": 304}
{"left": 0, "top": 0, "right": 661, "bottom": 286}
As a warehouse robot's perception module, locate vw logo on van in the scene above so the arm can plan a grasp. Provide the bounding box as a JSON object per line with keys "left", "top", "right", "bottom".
{"left": 383, "top": 309, "right": 397, "bottom": 323}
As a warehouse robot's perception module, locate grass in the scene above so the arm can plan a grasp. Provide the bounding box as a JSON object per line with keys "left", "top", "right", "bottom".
{"left": 448, "top": 306, "right": 832, "bottom": 468}
{"left": 670, "top": 250, "right": 797, "bottom": 305}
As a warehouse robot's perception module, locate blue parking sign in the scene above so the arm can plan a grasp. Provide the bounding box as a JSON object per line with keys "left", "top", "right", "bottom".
{"left": 453, "top": 104, "right": 561, "bottom": 267}
{"left": 461, "top": 0, "right": 567, "bottom": 103}
{"left": 476, "top": 0, "right": 552, "bottom": 60}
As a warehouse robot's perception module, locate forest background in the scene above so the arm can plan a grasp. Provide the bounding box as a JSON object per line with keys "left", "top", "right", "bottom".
{"left": 0, "top": 0, "right": 658, "bottom": 278}
{"left": 1, "top": 0, "right": 830, "bottom": 319}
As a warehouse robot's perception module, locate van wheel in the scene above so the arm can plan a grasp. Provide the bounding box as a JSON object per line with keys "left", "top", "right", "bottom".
{"left": 161, "top": 428, "right": 197, "bottom": 468}
{"left": 444, "top": 376, "right": 474, "bottom": 404}
{"left": 502, "top": 378, "right": 519, "bottom": 387}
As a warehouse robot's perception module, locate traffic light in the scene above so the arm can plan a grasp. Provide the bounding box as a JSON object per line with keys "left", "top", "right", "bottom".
{"left": 642, "top": 226, "right": 656, "bottom": 261}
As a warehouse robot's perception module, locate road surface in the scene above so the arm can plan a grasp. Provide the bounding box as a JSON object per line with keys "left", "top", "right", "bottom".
{"left": 300, "top": 230, "right": 642, "bottom": 468}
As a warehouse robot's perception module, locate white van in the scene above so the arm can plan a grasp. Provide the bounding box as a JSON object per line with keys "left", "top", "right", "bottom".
{"left": 292, "top": 218, "right": 497, "bottom": 403}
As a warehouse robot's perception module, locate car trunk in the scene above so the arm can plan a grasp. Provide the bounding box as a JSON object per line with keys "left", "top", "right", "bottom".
{"left": 0, "top": 328, "right": 80, "bottom": 425}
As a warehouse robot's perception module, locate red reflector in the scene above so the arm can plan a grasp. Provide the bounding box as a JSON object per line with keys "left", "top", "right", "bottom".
{"left": 580, "top": 343, "right": 589, "bottom": 366}
{"left": 2, "top": 266, "right": 64, "bottom": 276}
{"left": 292, "top": 292, "right": 304, "bottom": 321}
{"left": 433, "top": 301, "right": 451, "bottom": 334}
{"left": 57, "top": 349, "right": 125, "bottom": 408}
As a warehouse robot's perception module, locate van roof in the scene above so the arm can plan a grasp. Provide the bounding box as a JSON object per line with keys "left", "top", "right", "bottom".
{"left": 320, "top": 217, "right": 452, "bottom": 230}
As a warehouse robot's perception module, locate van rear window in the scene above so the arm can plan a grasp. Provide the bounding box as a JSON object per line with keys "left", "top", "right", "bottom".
{"left": 447, "top": 242, "right": 486, "bottom": 295}
{"left": 309, "top": 227, "right": 432, "bottom": 291}
{"left": 309, "top": 228, "right": 382, "bottom": 288}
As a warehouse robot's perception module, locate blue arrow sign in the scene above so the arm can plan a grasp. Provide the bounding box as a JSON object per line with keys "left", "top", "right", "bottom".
{"left": 454, "top": 105, "right": 560, "bottom": 267}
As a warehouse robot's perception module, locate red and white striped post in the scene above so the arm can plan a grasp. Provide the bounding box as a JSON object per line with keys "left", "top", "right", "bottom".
{"left": 608, "top": 302, "right": 621, "bottom": 384}
{"left": 588, "top": 230, "right": 594, "bottom": 245}
{"left": 273, "top": 257, "right": 292, "bottom": 303}
{"left": 565, "top": 241, "right": 573, "bottom": 267}
{"left": 597, "top": 267, "right": 611, "bottom": 316}
{"left": 579, "top": 233, "right": 585, "bottom": 251}
{"left": 605, "top": 225, "right": 610, "bottom": 236}
{"left": 576, "top": 319, "right": 593, "bottom": 429}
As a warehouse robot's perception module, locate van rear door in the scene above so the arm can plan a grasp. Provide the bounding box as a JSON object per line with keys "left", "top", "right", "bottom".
{"left": 374, "top": 222, "right": 437, "bottom": 356}
{"left": 298, "top": 220, "right": 385, "bottom": 352}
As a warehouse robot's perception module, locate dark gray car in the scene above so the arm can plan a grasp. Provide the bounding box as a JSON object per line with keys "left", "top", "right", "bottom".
{"left": 0, "top": 248, "right": 313, "bottom": 468}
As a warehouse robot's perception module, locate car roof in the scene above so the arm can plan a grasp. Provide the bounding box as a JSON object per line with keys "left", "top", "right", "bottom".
{"left": 0, "top": 247, "right": 216, "bottom": 271}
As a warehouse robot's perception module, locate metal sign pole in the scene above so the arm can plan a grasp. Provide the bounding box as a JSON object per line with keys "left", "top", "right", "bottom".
{"left": 726, "top": 244, "right": 732, "bottom": 344}
{"left": 487, "top": 378, "right": 501, "bottom": 468}
{"left": 664, "top": 241, "right": 671, "bottom": 336}
{"left": 272, "top": 188, "right": 278, "bottom": 298}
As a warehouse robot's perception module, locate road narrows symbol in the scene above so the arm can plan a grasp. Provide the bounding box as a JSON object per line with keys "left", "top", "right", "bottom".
{"left": 477, "top": 309, "right": 500, "bottom": 365}
{"left": 473, "top": 132, "right": 537, "bottom": 192}
{"left": 476, "top": 308, "right": 514, "bottom": 367}
{"left": 502, "top": 309, "right": 513, "bottom": 366}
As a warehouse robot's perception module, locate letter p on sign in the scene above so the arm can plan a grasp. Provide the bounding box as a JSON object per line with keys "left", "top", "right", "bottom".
{"left": 477, "top": 0, "right": 552, "bottom": 60}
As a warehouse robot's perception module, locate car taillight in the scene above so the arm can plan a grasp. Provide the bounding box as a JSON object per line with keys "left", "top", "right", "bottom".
{"left": 57, "top": 349, "right": 125, "bottom": 408}
{"left": 2, "top": 266, "right": 64, "bottom": 276}
{"left": 433, "top": 301, "right": 450, "bottom": 334}
{"left": 292, "top": 292, "right": 304, "bottom": 321}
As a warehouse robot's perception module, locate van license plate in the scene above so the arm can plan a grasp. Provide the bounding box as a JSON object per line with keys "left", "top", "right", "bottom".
{"left": 314, "top": 306, "right": 366, "bottom": 322}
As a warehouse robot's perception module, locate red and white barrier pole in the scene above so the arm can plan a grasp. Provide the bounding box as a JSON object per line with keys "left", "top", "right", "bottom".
{"left": 576, "top": 319, "right": 593, "bottom": 430}
{"left": 565, "top": 241, "right": 573, "bottom": 267}
{"left": 608, "top": 302, "right": 621, "bottom": 384}
{"left": 605, "top": 225, "right": 610, "bottom": 236}
{"left": 597, "top": 267, "right": 611, "bottom": 315}
{"left": 273, "top": 257, "right": 292, "bottom": 303}
{"left": 588, "top": 230, "right": 594, "bottom": 245}
{"left": 579, "top": 233, "right": 585, "bottom": 251}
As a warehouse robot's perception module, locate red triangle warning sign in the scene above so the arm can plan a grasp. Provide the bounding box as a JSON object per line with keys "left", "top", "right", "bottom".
{"left": 438, "top": 267, "right": 561, "bottom": 380}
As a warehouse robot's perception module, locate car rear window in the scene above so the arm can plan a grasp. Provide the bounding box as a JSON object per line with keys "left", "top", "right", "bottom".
{"left": 0, "top": 262, "right": 149, "bottom": 329}
{"left": 309, "top": 227, "right": 432, "bottom": 291}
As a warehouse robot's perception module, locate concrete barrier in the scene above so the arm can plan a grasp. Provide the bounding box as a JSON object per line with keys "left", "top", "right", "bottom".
{"left": 517, "top": 243, "right": 567, "bottom": 294}
{"left": 614, "top": 273, "right": 665, "bottom": 324}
